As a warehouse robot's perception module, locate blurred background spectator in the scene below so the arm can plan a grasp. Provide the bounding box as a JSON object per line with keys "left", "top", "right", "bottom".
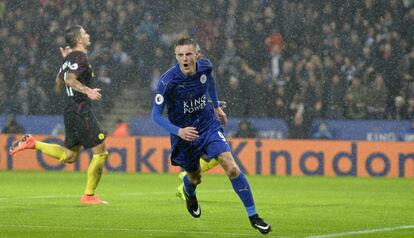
{"left": 234, "top": 120, "right": 258, "bottom": 138}
{"left": 400, "top": 118, "right": 414, "bottom": 141}
{"left": 1, "top": 114, "right": 25, "bottom": 134}
{"left": 112, "top": 118, "right": 129, "bottom": 137}
{"left": 311, "top": 122, "right": 333, "bottom": 140}
{"left": 51, "top": 123, "right": 64, "bottom": 136}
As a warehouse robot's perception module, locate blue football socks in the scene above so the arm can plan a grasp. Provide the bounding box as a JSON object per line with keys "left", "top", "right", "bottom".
{"left": 231, "top": 173, "right": 257, "bottom": 217}
{"left": 183, "top": 175, "right": 197, "bottom": 197}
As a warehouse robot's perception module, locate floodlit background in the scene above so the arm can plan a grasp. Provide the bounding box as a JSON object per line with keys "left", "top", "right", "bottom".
{"left": 0, "top": 1, "right": 414, "bottom": 237}
{"left": 0, "top": 0, "right": 413, "bottom": 139}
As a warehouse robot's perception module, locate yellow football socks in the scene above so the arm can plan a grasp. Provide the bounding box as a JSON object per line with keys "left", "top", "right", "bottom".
{"left": 35, "top": 141, "right": 68, "bottom": 162}
{"left": 200, "top": 158, "right": 219, "bottom": 174}
{"left": 84, "top": 151, "right": 109, "bottom": 195}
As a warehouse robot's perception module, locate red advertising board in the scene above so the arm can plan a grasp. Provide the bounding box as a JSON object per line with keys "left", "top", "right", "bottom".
{"left": 1, "top": 135, "right": 413, "bottom": 178}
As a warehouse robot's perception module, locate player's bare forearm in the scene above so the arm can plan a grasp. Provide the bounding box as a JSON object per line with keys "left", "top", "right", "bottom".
{"left": 64, "top": 73, "right": 91, "bottom": 94}
{"left": 55, "top": 70, "right": 65, "bottom": 93}
{"left": 64, "top": 72, "right": 102, "bottom": 100}
{"left": 55, "top": 78, "right": 65, "bottom": 93}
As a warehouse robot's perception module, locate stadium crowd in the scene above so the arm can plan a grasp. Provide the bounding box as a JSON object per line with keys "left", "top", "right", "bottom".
{"left": 0, "top": 0, "right": 413, "bottom": 136}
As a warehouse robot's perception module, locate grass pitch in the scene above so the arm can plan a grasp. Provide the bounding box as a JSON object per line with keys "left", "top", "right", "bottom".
{"left": 0, "top": 171, "right": 413, "bottom": 238}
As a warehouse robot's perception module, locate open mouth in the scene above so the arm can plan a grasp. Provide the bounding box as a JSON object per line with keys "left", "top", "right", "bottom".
{"left": 183, "top": 64, "right": 189, "bottom": 68}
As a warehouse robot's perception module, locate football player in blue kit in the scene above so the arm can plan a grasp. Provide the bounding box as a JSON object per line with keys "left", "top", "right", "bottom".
{"left": 151, "top": 37, "right": 271, "bottom": 234}
{"left": 174, "top": 42, "right": 224, "bottom": 201}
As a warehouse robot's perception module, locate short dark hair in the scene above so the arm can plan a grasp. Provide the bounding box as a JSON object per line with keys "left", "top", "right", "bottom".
{"left": 175, "top": 37, "right": 197, "bottom": 48}
{"left": 65, "top": 25, "right": 83, "bottom": 48}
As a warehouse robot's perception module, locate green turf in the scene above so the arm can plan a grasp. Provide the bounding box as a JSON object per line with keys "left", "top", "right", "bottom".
{"left": 0, "top": 171, "right": 413, "bottom": 238}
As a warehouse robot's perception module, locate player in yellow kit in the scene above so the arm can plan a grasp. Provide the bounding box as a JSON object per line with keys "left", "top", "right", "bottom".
{"left": 9, "top": 26, "right": 108, "bottom": 205}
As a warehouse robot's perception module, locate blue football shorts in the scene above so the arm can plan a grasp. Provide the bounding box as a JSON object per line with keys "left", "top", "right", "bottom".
{"left": 170, "top": 127, "right": 230, "bottom": 172}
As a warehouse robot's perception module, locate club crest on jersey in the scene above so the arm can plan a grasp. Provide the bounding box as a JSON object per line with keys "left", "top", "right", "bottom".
{"left": 200, "top": 74, "right": 207, "bottom": 84}
{"left": 155, "top": 94, "right": 164, "bottom": 105}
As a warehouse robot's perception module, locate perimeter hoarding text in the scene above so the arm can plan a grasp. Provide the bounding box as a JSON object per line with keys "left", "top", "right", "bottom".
{"left": 1, "top": 135, "right": 413, "bottom": 178}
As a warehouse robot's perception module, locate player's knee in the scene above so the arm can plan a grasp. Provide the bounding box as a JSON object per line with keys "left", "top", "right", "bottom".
{"left": 218, "top": 153, "right": 240, "bottom": 178}
{"left": 188, "top": 173, "right": 202, "bottom": 185}
{"left": 64, "top": 158, "right": 76, "bottom": 164}
{"left": 92, "top": 151, "right": 109, "bottom": 160}
{"left": 194, "top": 173, "right": 202, "bottom": 185}
{"left": 225, "top": 165, "right": 240, "bottom": 179}
{"left": 59, "top": 147, "right": 82, "bottom": 164}
{"left": 60, "top": 153, "right": 78, "bottom": 164}
{"left": 102, "top": 151, "right": 109, "bottom": 159}
{"left": 223, "top": 163, "right": 240, "bottom": 179}
{"left": 92, "top": 143, "right": 107, "bottom": 156}
{"left": 193, "top": 179, "right": 202, "bottom": 185}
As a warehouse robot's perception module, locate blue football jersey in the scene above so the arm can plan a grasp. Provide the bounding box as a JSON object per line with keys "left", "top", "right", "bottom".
{"left": 152, "top": 58, "right": 220, "bottom": 135}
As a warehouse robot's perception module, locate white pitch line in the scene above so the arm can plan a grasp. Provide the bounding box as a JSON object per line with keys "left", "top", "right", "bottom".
{"left": 0, "top": 189, "right": 234, "bottom": 201}
{"left": 0, "top": 224, "right": 287, "bottom": 238}
{"left": 305, "top": 225, "right": 414, "bottom": 238}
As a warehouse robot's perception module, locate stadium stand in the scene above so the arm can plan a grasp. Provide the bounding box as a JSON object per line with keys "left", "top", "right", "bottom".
{"left": 0, "top": 1, "right": 413, "bottom": 138}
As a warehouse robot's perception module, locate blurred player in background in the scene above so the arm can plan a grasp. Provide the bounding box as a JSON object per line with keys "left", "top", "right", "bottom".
{"left": 152, "top": 37, "right": 271, "bottom": 234}
{"left": 9, "top": 25, "right": 108, "bottom": 205}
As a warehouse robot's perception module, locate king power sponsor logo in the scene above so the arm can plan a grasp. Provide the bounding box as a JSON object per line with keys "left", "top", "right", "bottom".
{"left": 183, "top": 95, "right": 206, "bottom": 114}
{"left": 2, "top": 136, "right": 413, "bottom": 178}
